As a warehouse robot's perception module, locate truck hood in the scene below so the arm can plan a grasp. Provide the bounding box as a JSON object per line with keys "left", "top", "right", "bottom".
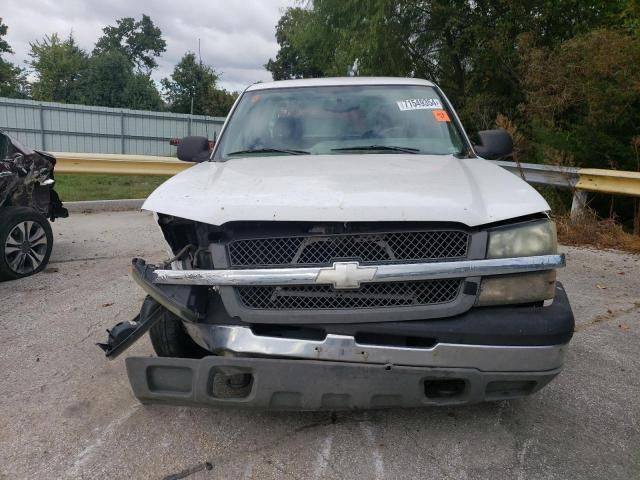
{"left": 143, "top": 154, "right": 549, "bottom": 227}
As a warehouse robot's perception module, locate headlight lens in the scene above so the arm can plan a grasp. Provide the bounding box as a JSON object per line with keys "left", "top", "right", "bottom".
{"left": 487, "top": 220, "right": 557, "bottom": 259}
{"left": 479, "top": 220, "right": 558, "bottom": 306}
{"left": 476, "top": 270, "right": 556, "bottom": 306}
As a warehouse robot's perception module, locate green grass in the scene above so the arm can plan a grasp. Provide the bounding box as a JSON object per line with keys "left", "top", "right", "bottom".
{"left": 55, "top": 174, "right": 170, "bottom": 201}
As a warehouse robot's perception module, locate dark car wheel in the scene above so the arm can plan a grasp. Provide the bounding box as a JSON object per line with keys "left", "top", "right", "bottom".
{"left": 0, "top": 207, "right": 53, "bottom": 281}
{"left": 142, "top": 296, "right": 210, "bottom": 358}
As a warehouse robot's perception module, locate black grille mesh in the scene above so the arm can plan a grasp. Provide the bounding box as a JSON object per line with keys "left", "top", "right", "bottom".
{"left": 228, "top": 231, "right": 469, "bottom": 267}
{"left": 236, "top": 279, "right": 463, "bottom": 310}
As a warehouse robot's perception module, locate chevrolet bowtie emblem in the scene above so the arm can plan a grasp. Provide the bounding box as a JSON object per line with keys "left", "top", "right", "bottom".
{"left": 315, "top": 262, "right": 378, "bottom": 289}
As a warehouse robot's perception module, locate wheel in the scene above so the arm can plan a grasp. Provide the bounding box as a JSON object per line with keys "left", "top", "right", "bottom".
{"left": 0, "top": 207, "right": 53, "bottom": 280}
{"left": 143, "top": 296, "right": 209, "bottom": 358}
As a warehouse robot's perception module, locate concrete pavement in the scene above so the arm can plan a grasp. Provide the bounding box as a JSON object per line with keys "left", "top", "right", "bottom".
{"left": 0, "top": 210, "right": 638, "bottom": 479}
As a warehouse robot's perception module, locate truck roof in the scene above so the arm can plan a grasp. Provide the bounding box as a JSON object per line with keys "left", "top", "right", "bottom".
{"left": 246, "top": 77, "right": 436, "bottom": 91}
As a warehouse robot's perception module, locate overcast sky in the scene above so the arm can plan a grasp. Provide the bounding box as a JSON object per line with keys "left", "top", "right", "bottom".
{"left": 2, "top": 0, "right": 297, "bottom": 93}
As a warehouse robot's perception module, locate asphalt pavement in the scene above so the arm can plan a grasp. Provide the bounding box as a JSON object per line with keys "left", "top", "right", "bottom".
{"left": 0, "top": 210, "right": 638, "bottom": 479}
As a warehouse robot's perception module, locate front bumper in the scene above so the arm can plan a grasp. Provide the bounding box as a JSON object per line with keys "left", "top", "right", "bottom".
{"left": 126, "top": 355, "right": 562, "bottom": 410}
{"left": 109, "top": 257, "right": 573, "bottom": 409}
{"left": 184, "top": 324, "right": 567, "bottom": 372}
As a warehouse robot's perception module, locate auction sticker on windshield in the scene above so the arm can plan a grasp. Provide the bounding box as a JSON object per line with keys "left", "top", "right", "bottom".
{"left": 432, "top": 110, "right": 451, "bottom": 122}
{"left": 397, "top": 98, "right": 442, "bottom": 111}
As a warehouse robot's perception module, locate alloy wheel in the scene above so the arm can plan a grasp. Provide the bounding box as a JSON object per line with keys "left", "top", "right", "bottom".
{"left": 4, "top": 221, "right": 49, "bottom": 275}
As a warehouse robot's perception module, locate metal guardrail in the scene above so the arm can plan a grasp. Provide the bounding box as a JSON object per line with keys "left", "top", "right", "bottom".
{"left": 52, "top": 152, "right": 640, "bottom": 218}
{"left": 53, "top": 152, "right": 188, "bottom": 176}
{"left": 493, "top": 160, "right": 578, "bottom": 188}
{"left": 494, "top": 160, "right": 640, "bottom": 217}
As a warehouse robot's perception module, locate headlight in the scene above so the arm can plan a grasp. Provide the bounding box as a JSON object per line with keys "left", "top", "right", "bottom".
{"left": 476, "top": 270, "right": 556, "bottom": 306}
{"left": 478, "top": 220, "right": 558, "bottom": 306}
{"left": 487, "top": 220, "right": 557, "bottom": 259}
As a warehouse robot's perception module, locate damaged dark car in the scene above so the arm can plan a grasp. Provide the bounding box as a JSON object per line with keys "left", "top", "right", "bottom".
{"left": 0, "top": 131, "right": 68, "bottom": 280}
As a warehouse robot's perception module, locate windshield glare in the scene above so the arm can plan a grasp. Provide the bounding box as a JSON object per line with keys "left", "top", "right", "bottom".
{"left": 214, "top": 85, "right": 466, "bottom": 159}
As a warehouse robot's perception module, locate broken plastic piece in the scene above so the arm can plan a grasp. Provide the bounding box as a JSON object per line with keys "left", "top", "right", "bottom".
{"left": 97, "top": 313, "right": 162, "bottom": 359}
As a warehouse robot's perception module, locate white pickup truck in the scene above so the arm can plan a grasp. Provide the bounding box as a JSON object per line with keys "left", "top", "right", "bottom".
{"left": 100, "top": 77, "right": 573, "bottom": 410}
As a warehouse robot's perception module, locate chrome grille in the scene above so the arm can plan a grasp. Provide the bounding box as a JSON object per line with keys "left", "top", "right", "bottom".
{"left": 228, "top": 230, "right": 469, "bottom": 267}
{"left": 236, "top": 279, "right": 463, "bottom": 310}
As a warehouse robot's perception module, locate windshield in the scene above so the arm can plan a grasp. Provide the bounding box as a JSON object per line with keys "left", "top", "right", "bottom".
{"left": 214, "top": 85, "right": 466, "bottom": 160}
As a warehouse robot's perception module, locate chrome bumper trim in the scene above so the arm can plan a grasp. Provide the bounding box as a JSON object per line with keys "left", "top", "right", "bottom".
{"left": 152, "top": 254, "right": 565, "bottom": 287}
{"left": 184, "top": 324, "right": 567, "bottom": 372}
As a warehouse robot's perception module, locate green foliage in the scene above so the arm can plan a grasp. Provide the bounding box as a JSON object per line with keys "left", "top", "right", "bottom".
{"left": 28, "top": 34, "right": 88, "bottom": 103}
{"left": 267, "top": 0, "right": 621, "bottom": 130}
{"left": 520, "top": 29, "right": 640, "bottom": 171}
{"left": 0, "top": 18, "right": 11, "bottom": 55}
{"left": 0, "top": 61, "right": 28, "bottom": 98}
{"left": 162, "top": 52, "right": 237, "bottom": 116}
{"left": 122, "top": 73, "right": 163, "bottom": 111}
{"left": 619, "top": 0, "right": 640, "bottom": 31}
{"left": 26, "top": 25, "right": 163, "bottom": 110}
{"left": 93, "top": 14, "right": 166, "bottom": 73}
{"left": 0, "top": 18, "right": 29, "bottom": 98}
{"left": 76, "top": 50, "right": 162, "bottom": 110}
{"left": 78, "top": 50, "right": 132, "bottom": 107}
{"left": 265, "top": 8, "right": 325, "bottom": 80}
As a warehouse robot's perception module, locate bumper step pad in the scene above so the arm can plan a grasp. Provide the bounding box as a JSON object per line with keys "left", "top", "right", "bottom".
{"left": 126, "top": 355, "right": 561, "bottom": 411}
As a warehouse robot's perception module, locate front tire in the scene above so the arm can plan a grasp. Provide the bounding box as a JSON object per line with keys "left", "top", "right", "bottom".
{"left": 0, "top": 207, "right": 53, "bottom": 281}
{"left": 142, "top": 296, "right": 209, "bottom": 358}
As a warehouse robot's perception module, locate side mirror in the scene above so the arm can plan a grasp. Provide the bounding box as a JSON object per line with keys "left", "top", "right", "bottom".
{"left": 176, "top": 136, "right": 211, "bottom": 162}
{"left": 473, "top": 129, "right": 513, "bottom": 160}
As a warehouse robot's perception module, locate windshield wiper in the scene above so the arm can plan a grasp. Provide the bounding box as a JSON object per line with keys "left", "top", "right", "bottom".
{"left": 227, "top": 147, "right": 309, "bottom": 156}
{"left": 331, "top": 145, "right": 420, "bottom": 154}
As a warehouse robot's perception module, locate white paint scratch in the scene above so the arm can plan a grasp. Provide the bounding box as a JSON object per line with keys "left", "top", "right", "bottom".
{"left": 311, "top": 433, "right": 334, "bottom": 479}
{"left": 495, "top": 400, "right": 508, "bottom": 426}
{"left": 516, "top": 438, "right": 534, "bottom": 480}
{"left": 360, "top": 422, "right": 384, "bottom": 480}
{"left": 241, "top": 457, "right": 255, "bottom": 480}
{"left": 65, "top": 404, "right": 139, "bottom": 478}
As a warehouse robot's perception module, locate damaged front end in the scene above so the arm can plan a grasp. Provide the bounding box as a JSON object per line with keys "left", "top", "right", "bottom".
{"left": 0, "top": 131, "right": 68, "bottom": 220}
{"left": 0, "top": 131, "right": 68, "bottom": 280}
{"left": 100, "top": 214, "right": 573, "bottom": 410}
{"left": 98, "top": 257, "right": 208, "bottom": 357}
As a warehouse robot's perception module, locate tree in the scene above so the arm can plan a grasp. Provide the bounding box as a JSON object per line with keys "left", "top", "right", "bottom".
{"left": 94, "top": 14, "right": 166, "bottom": 73}
{"left": 519, "top": 29, "right": 640, "bottom": 171}
{"left": 0, "top": 18, "right": 29, "bottom": 98}
{"left": 78, "top": 50, "right": 131, "bottom": 107}
{"left": 28, "top": 33, "right": 88, "bottom": 103}
{"left": 267, "top": 0, "right": 621, "bottom": 130}
{"left": 162, "top": 52, "right": 236, "bottom": 116}
{"left": 265, "top": 8, "right": 325, "bottom": 80}
{"left": 122, "top": 72, "right": 163, "bottom": 111}
{"left": 77, "top": 50, "right": 163, "bottom": 110}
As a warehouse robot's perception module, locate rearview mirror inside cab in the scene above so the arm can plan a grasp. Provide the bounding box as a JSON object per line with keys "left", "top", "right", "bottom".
{"left": 474, "top": 129, "right": 513, "bottom": 160}
{"left": 176, "top": 136, "right": 211, "bottom": 162}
